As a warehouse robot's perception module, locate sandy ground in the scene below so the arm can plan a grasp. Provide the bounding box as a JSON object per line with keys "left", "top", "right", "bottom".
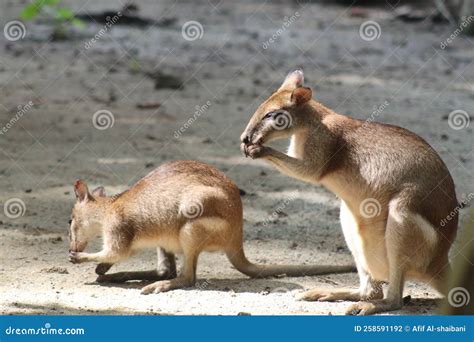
{"left": 0, "top": 0, "right": 472, "bottom": 315}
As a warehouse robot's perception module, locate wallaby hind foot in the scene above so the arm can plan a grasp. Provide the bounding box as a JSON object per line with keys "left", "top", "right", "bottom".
{"left": 296, "top": 288, "right": 366, "bottom": 302}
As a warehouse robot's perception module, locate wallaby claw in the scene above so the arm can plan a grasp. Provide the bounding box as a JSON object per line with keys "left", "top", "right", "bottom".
{"left": 241, "top": 143, "right": 249, "bottom": 157}
{"left": 68, "top": 251, "right": 79, "bottom": 264}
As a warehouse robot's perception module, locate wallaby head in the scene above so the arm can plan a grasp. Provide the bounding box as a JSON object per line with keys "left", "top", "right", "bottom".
{"left": 240, "top": 69, "right": 313, "bottom": 149}
{"left": 69, "top": 180, "right": 107, "bottom": 253}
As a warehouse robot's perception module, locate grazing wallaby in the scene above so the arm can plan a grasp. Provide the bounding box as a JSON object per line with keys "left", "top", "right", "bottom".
{"left": 240, "top": 70, "right": 458, "bottom": 315}
{"left": 68, "top": 160, "right": 355, "bottom": 294}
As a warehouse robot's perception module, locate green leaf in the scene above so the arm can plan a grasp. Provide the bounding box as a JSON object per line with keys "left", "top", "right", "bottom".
{"left": 55, "top": 7, "right": 74, "bottom": 20}
{"left": 42, "top": 0, "right": 61, "bottom": 5}
{"left": 129, "top": 58, "right": 142, "bottom": 72}
{"left": 20, "top": 4, "right": 40, "bottom": 20}
{"left": 20, "top": 0, "right": 60, "bottom": 20}
{"left": 72, "top": 18, "right": 85, "bottom": 28}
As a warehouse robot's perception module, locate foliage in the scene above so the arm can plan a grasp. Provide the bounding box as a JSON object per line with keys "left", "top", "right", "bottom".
{"left": 20, "top": 0, "right": 84, "bottom": 30}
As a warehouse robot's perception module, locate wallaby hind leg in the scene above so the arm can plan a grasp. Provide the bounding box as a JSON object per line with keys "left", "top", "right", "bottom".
{"left": 141, "top": 222, "right": 201, "bottom": 294}
{"left": 298, "top": 200, "right": 383, "bottom": 303}
{"left": 157, "top": 247, "right": 177, "bottom": 278}
{"left": 423, "top": 257, "right": 451, "bottom": 297}
{"left": 346, "top": 204, "right": 408, "bottom": 315}
{"left": 97, "top": 248, "right": 176, "bottom": 283}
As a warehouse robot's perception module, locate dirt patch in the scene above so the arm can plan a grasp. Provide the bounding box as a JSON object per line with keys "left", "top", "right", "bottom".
{"left": 40, "top": 266, "right": 69, "bottom": 274}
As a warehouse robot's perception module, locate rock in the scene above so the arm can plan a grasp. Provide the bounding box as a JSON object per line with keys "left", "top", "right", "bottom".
{"left": 145, "top": 71, "right": 184, "bottom": 90}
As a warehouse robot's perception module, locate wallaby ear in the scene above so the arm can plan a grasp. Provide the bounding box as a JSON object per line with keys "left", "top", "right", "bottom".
{"left": 91, "top": 186, "right": 106, "bottom": 198}
{"left": 279, "top": 69, "right": 304, "bottom": 90}
{"left": 291, "top": 87, "right": 312, "bottom": 106}
{"left": 74, "top": 179, "right": 91, "bottom": 202}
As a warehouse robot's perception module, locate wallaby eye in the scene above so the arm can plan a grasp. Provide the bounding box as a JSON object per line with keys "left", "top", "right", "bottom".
{"left": 263, "top": 111, "right": 274, "bottom": 119}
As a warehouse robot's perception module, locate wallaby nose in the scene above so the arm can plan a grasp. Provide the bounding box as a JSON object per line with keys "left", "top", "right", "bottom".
{"left": 242, "top": 135, "right": 250, "bottom": 144}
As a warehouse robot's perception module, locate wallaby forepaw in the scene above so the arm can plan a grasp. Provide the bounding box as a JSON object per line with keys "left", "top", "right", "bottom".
{"left": 68, "top": 251, "right": 86, "bottom": 264}
{"left": 245, "top": 144, "right": 268, "bottom": 159}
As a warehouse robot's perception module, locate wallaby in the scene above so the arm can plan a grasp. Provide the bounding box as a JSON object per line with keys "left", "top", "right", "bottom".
{"left": 68, "top": 160, "right": 355, "bottom": 294}
{"left": 240, "top": 70, "right": 458, "bottom": 315}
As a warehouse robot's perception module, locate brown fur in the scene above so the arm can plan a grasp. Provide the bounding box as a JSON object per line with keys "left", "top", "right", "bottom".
{"left": 240, "top": 70, "right": 458, "bottom": 315}
{"left": 68, "top": 160, "right": 355, "bottom": 294}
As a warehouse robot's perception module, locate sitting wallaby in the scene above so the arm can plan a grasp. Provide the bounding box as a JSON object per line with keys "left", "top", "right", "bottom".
{"left": 240, "top": 70, "right": 458, "bottom": 315}
{"left": 68, "top": 160, "right": 354, "bottom": 294}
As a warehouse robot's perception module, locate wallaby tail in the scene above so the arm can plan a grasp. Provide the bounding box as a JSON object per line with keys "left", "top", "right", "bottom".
{"left": 226, "top": 247, "right": 356, "bottom": 278}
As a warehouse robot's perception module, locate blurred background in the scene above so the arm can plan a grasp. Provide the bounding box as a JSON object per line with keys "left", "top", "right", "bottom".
{"left": 0, "top": 0, "right": 472, "bottom": 315}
